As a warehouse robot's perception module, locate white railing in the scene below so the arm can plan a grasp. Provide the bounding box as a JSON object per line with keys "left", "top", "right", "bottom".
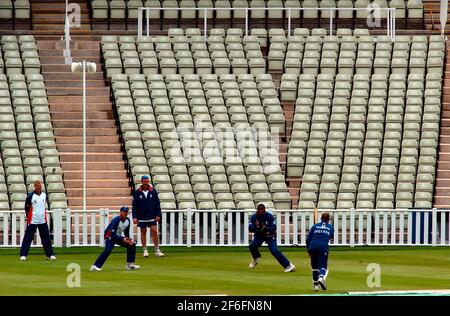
{"left": 0, "top": 209, "right": 448, "bottom": 247}
{"left": 137, "top": 7, "right": 396, "bottom": 41}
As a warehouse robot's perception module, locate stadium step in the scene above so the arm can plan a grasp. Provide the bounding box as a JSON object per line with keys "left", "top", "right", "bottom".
{"left": 66, "top": 188, "right": 132, "bottom": 198}
{"left": 51, "top": 111, "right": 114, "bottom": 120}
{"left": 435, "top": 40, "right": 450, "bottom": 207}
{"left": 64, "top": 179, "right": 130, "bottom": 189}
{"left": 50, "top": 102, "right": 112, "bottom": 111}
{"left": 68, "top": 197, "right": 133, "bottom": 209}
{"left": 63, "top": 170, "right": 128, "bottom": 180}
{"left": 39, "top": 37, "right": 133, "bottom": 210}
{"left": 52, "top": 120, "right": 117, "bottom": 129}
{"left": 45, "top": 79, "right": 106, "bottom": 88}
{"left": 55, "top": 135, "right": 120, "bottom": 144}
{"left": 59, "top": 153, "right": 124, "bottom": 163}
{"left": 53, "top": 127, "right": 117, "bottom": 137}
{"left": 58, "top": 144, "right": 122, "bottom": 153}
{"left": 61, "top": 161, "right": 125, "bottom": 171}
{"left": 40, "top": 56, "right": 103, "bottom": 65}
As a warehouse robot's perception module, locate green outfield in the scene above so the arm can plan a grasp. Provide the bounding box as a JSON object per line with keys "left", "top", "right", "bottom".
{"left": 0, "top": 247, "right": 449, "bottom": 295}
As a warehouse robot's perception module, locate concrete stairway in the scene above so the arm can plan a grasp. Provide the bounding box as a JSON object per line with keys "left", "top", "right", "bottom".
{"left": 37, "top": 38, "right": 132, "bottom": 210}
{"left": 30, "top": 0, "right": 91, "bottom": 35}
{"left": 269, "top": 75, "right": 300, "bottom": 209}
{"left": 423, "top": 0, "right": 450, "bottom": 32}
{"left": 434, "top": 40, "right": 450, "bottom": 208}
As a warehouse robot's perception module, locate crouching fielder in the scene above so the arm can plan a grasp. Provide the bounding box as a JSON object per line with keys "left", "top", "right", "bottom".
{"left": 91, "top": 206, "right": 140, "bottom": 271}
{"left": 306, "top": 212, "right": 334, "bottom": 291}
{"left": 248, "top": 204, "right": 296, "bottom": 272}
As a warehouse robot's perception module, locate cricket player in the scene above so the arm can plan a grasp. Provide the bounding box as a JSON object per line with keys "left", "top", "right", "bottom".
{"left": 132, "top": 175, "right": 164, "bottom": 257}
{"left": 19, "top": 180, "right": 56, "bottom": 261}
{"left": 90, "top": 206, "right": 140, "bottom": 271}
{"left": 248, "top": 204, "right": 296, "bottom": 272}
{"left": 306, "top": 212, "right": 334, "bottom": 291}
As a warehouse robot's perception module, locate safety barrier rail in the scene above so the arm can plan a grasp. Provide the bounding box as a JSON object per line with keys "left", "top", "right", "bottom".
{"left": 0, "top": 209, "right": 448, "bottom": 247}
{"left": 137, "top": 7, "right": 396, "bottom": 41}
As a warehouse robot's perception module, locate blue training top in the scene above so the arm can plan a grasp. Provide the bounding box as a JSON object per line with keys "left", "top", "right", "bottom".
{"left": 306, "top": 221, "right": 334, "bottom": 252}
{"left": 132, "top": 185, "right": 162, "bottom": 221}
{"left": 249, "top": 212, "right": 277, "bottom": 238}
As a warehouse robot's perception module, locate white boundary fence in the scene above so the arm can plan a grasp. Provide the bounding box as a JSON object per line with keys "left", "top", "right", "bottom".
{"left": 137, "top": 7, "right": 396, "bottom": 41}
{"left": 0, "top": 209, "right": 448, "bottom": 247}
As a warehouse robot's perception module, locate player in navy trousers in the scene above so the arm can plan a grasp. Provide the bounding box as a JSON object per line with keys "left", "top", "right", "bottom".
{"left": 248, "top": 204, "right": 296, "bottom": 272}
{"left": 132, "top": 175, "right": 164, "bottom": 257}
{"left": 307, "top": 212, "right": 334, "bottom": 291}
{"left": 90, "top": 206, "right": 140, "bottom": 271}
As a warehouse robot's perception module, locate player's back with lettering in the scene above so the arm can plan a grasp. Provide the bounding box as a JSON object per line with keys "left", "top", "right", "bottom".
{"left": 306, "top": 221, "right": 334, "bottom": 252}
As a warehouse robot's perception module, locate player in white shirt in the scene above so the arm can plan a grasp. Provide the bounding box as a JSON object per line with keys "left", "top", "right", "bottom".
{"left": 19, "top": 181, "right": 56, "bottom": 261}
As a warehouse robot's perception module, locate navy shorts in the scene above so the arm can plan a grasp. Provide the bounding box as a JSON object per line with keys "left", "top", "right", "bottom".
{"left": 137, "top": 219, "right": 158, "bottom": 228}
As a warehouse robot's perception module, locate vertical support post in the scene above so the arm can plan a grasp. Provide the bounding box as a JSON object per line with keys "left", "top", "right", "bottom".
{"left": 53, "top": 209, "right": 63, "bottom": 247}
{"left": 284, "top": 212, "right": 290, "bottom": 245}
{"left": 441, "top": 212, "right": 446, "bottom": 245}
{"left": 393, "top": 8, "right": 396, "bottom": 41}
{"left": 432, "top": 208, "right": 437, "bottom": 246}
{"left": 374, "top": 212, "right": 380, "bottom": 245}
{"left": 236, "top": 211, "right": 241, "bottom": 245}
{"left": 227, "top": 211, "right": 233, "bottom": 245}
{"left": 99, "top": 209, "right": 107, "bottom": 247}
{"left": 358, "top": 212, "right": 363, "bottom": 244}
{"left": 276, "top": 212, "right": 281, "bottom": 245}
{"left": 82, "top": 212, "right": 88, "bottom": 245}
{"left": 399, "top": 211, "right": 405, "bottom": 245}
{"left": 186, "top": 208, "right": 192, "bottom": 247}
{"left": 211, "top": 212, "right": 217, "bottom": 245}
{"left": 161, "top": 211, "right": 167, "bottom": 245}
{"left": 329, "top": 9, "right": 333, "bottom": 36}
{"left": 391, "top": 211, "right": 397, "bottom": 245}
{"left": 387, "top": 8, "right": 390, "bottom": 38}
{"left": 300, "top": 211, "right": 306, "bottom": 245}
{"left": 219, "top": 212, "right": 225, "bottom": 245}
{"left": 245, "top": 8, "right": 249, "bottom": 37}
{"left": 90, "top": 212, "right": 96, "bottom": 245}
{"left": 204, "top": 8, "right": 207, "bottom": 43}
{"left": 138, "top": 7, "right": 143, "bottom": 38}
{"left": 287, "top": 9, "right": 291, "bottom": 38}
{"left": 350, "top": 208, "right": 355, "bottom": 247}
{"left": 407, "top": 211, "right": 413, "bottom": 245}
{"left": 146, "top": 8, "right": 149, "bottom": 37}
{"left": 11, "top": 213, "right": 17, "bottom": 246}
{"left": 194, "top": 211, "right": 200, "bottom": 245}
{"left": 65, "top": 209, "right": 71, "bottom": 247}
{"left": 178, "top": 211, "right": 183, "bottom": 245}
{"left": 82, "top": 60, "right": 86, "bottom": 213}
{"left": 243, "top": 211, "right": 249, "bottom": 245}
{"left": 292, "top": 212, "right": 298, "bottom": 245}
{"left": 170, "top": 212, "right": 175, "bottom": 245}
{"left": 203, "top": 212, "right": 208, "bottom": 244}
{"left": 3, "top": 213, "right": 9, "bottom": 246}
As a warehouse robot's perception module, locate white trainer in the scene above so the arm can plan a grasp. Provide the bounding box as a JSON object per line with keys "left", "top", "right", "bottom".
{"left": 249, "top": 258, "right": 259, "bottom": 269}
{"left": 143, "top": 249, "right": 149, "bottom": 257}
{"left": 155, "top": 249, "right": 165, "bottom": 257}
{"left": 90, "top": 265, "right": 102, "bottom": 272}
{"left": 48, "top": 255, "right": 57, "bottom": 261}
{"left": 313, "top": 283, "right": 319, "bottom": 292}
{"left": 20, "top": 256, "right": 27, "bottom": 261}
{"left": 284, "top": 263, "right": 296, "bottom": 273}
{"left": 126, "top": 264, "right": 140, "bottom": 271}
{"left": 318, "top": 277, "right": 327, "bottom": 290}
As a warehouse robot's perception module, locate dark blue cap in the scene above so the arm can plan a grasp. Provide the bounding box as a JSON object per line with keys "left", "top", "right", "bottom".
{"left": 141, "top": 175, "right": 149, "bottom": 180}
{"left": 120, "top": 206, "right": 129, "bottom": 213}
